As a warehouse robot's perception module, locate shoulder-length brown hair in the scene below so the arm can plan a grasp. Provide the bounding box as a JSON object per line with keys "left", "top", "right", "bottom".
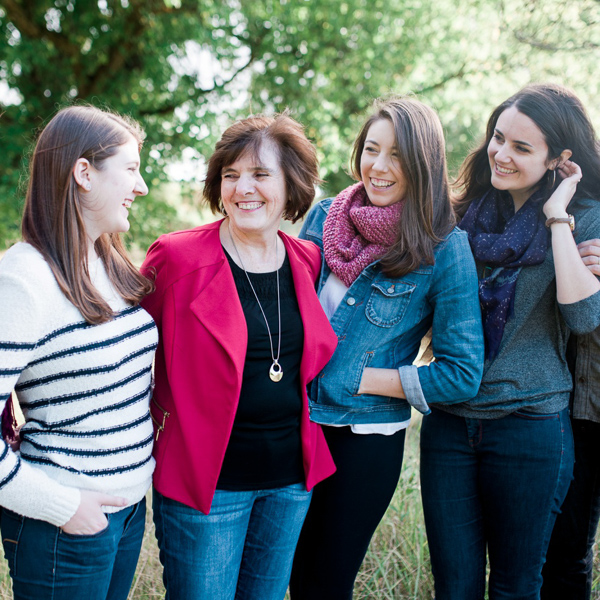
{"left": 21, "top": 105, "right": 154, "bottom": 325}
{"left": 454, "top": 83, "right": 600, "bottom": 218}
{"left": 203, "top": 112, "right": 321, "bottom": 223}
{"left": 351, "top": 96, "right": 455, "bottom": 277}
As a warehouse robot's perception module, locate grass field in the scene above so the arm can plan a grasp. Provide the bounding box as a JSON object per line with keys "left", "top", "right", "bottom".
{"left": 0, "top": 416, "right": 598, "bottom": 599}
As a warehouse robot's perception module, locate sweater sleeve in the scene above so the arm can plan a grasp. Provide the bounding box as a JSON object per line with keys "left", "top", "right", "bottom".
{"left": 0, "top": 262, "right": 80, "bottom": 526}
{"left": 559, "top": 290, "right": 600, "bottom": 334}
{"left": 558, "top": 200, "right": 600, "bottom": 333}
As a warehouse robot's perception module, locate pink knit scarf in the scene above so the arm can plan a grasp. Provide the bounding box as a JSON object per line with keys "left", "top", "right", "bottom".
{"left": 323, "top": 182, "right": 404, "bottom": 287}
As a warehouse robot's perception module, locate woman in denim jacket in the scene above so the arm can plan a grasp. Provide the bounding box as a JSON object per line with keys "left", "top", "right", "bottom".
{"left": 289, "top": 96, "right": 484, "bottom": 600}
{"left": 420, "top": 84, "right": 600, "bottom": 600}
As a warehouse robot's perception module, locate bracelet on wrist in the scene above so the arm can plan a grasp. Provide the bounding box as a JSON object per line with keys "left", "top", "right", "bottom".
{"left": 545, "top": 214, "right": 575, "bottom": 232}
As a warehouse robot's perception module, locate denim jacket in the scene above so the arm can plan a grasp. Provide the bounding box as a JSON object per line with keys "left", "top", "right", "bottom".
{"left": 299, "top": 198, "right": 484, "bottom": 426}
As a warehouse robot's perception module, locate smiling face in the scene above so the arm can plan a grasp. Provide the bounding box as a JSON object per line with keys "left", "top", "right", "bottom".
{"left": 360, "top": 118, "right": 407, "bottom": 207}
{"left": 220, "top": 141, "right": 287, "bottom": 239}
{"left": 487, "top": 105, "right": 552, "bottom": 210}
{"left": 80, "top": 136, "right": 148, "bottom": 243}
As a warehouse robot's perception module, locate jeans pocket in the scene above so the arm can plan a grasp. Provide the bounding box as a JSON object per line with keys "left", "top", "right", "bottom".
{"left": 279, "top": 482, "right": 311, "bottom": 499}
{"left": 1, "top": 508, "right": 23, "bottom": 572}
{"left": 513, "top": 409, "right": 560, "bottom": 421}
{"left": 60, "top": 514, "right": 111, "bottom": 539}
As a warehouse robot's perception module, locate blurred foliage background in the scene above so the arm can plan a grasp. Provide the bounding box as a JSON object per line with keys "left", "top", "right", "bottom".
{"left": 1, "top": 0, "right": 600, "bottom": 252}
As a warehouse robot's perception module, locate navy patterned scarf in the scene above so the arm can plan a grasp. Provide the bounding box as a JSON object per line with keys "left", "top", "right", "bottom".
{"left": 460, "top": 188, "right": 549, "bottom": 360}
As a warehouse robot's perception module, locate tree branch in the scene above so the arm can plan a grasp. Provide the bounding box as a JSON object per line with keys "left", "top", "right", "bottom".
{"left": 2, "top": 0, "right": 80, "bottom": 56}
{"left": 498, "top": 0, "right": 600, "bottom": 53}
{"left": 137, "top": 53, "right": 257, "bottom": 117}
{"left": 79, "top": 0, "right": 215, "bottom": 98}
{"left": 416, "top": 64, "right": 469, "bottom": 94}
{"left": 211, "top": 50, "right": 257, "bottom": 91}
{"left": 78, "top": 2, "right": 148, "bottom": 97}
{"left": 511, "top": 29, "right": 600, "bottom": 52}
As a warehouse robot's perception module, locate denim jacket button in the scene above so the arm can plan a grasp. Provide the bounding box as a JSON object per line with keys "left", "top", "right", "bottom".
{"left": 387, "top": 286, "right": 395, "bottom": 293}
{"left": 346, "top": 297, "right": 356, "bottom": 306}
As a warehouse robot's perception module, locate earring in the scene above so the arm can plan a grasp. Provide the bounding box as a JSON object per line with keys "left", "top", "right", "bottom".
{"left": 548, "top": 169, "right": 556, "bottom": 189}
{"left": 220, "top": 205, "right": 227, "bottom": 217}
{"left": 83, "top": 181, "right": 91, "bottom": 191}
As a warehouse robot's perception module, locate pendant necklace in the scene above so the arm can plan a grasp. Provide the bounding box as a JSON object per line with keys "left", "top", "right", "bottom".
{"left": 229, "top": 224, "right": 283, "bottom": 382}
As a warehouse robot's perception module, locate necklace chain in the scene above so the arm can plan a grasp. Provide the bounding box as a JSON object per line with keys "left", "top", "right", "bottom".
{"left": 228, "top": 224, "right": 283, "bottom": 382}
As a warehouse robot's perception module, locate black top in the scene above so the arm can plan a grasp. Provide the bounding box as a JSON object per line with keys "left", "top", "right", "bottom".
{"left": 216, "top": 248, "right": 305, "bottom": 490}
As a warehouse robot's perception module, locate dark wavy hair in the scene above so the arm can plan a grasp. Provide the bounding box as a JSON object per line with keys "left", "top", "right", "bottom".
{"left": 454, "top": 83, "right": 600, "bottom": 217}
{"left": 203, "top": 112, "right": 321, "bottom": 223}
{"left": 21, "top": 105, "right": 154, "bottom": 325}
{"left": 351, "top": 96, "right": 455, "bottom": 277}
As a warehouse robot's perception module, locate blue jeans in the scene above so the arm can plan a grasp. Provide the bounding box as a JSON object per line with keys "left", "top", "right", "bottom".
{"left": 541, "top": 418, "right": 600, "bottom": 599}
{"left": 1, "top": 497, "right": 146, "bottom": 600}
{"left": 420, "top": 407, "right": 574, "bottom": 600}
{"left": 153, "top": 483, "right": 312, "bottom": 600}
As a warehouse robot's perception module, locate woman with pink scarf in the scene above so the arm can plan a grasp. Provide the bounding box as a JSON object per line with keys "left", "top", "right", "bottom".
{"left": 289, "top": 96, "right": 484, "bottom": 599}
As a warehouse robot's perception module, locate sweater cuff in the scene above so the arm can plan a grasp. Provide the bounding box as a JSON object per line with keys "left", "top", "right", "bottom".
{"left": 559, "top": 288, "right": 600, "bottom": 334}
{"left": 398, "top": 365, "right": 431, "bottom": 415}
{"left": 2, "top": 464, "right": 82, "bottom": 527}
{"left": 38, "top": 485, "right": 81, "bottom": 527}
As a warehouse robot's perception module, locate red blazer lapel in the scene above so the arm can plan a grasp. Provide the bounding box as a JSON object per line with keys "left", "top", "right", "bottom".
{"left": 189, "top": 256, "right": 248, "bottom": 376}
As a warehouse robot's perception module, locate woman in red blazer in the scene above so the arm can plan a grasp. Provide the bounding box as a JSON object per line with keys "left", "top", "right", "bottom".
{"left": 141, "top": 114, "right": 337, "bottom": 600}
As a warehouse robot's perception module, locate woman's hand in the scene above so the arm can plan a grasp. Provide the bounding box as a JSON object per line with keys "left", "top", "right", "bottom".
{"left": 60, "top": 490, "right": 127, "bottom": 535}
{"left": 577, "top": 239, "right": 600, "bottom": 277}
{"left": 543, "top": 160, "right": 582, "bottom": 219}
{"left": 358, "top": 367, "right": 405, "bottom": 399}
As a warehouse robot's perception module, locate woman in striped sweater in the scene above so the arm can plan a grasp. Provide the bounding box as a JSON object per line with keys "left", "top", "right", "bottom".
{"left": 0, "top": 106, "right": 157, "bottom": 600}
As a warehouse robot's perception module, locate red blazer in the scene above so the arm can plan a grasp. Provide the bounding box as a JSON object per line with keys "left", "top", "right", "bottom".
{"left": 141, "top": 220, "right": 337, "bottom": 514}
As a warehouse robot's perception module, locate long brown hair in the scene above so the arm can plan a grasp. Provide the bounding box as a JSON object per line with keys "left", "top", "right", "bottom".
{"left": 21, "top": 105, "right": 154, "bottom": 324}
{"left": 454, "top": 83, "right": 600, "bottom": 218}
{"left": 351, "top": 96, "right": 455, "bottom": 277}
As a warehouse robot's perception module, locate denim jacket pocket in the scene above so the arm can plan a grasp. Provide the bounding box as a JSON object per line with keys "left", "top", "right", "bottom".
{"left": 365, "top": 280, "right": 416, "bottom": 328}
{"left": 351, "top": 351, "right": 375, "bottom": 395}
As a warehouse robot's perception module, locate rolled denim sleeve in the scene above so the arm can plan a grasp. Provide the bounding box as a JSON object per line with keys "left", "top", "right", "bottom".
{"left": 415, "top": 230, "right": 484, "bottom": 404}
{"left": 398, "top": 365, "right": 431, "bottom": 415}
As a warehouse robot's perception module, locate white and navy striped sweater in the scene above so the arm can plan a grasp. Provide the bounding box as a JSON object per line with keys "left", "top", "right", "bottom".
{"left": 0, "top": 243, "right": 157, "bottom": 526}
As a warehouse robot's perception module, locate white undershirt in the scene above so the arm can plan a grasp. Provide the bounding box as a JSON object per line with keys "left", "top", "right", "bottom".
{"left": 319, "top": 272, "right": 410, "bottom": 436}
